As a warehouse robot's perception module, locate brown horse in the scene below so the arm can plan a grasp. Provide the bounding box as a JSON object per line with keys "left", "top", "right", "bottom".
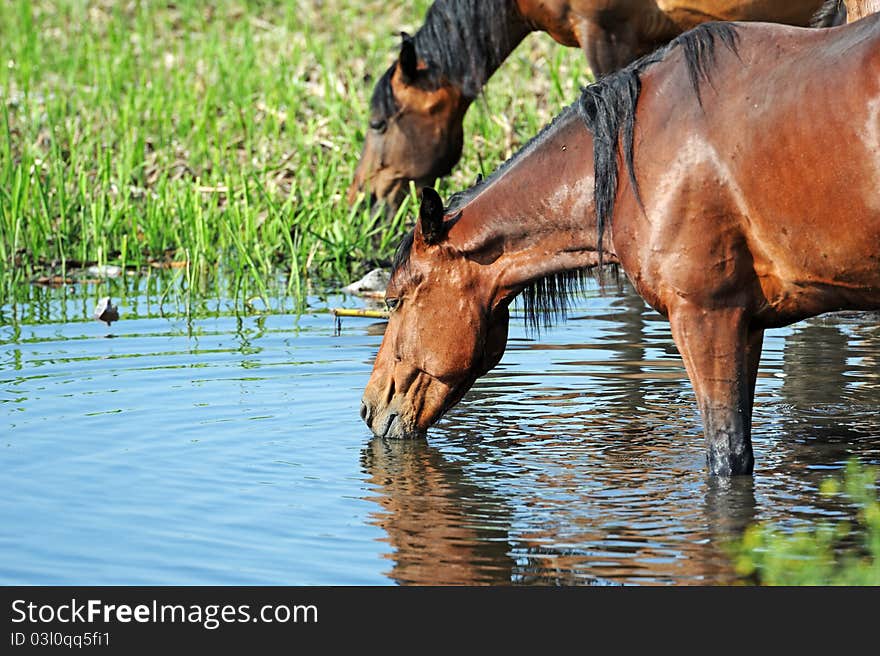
{"left": 813, "top": 0, "right": 880, "bottom": 23}
{"left": 849, "top": 0, "right": 880, "bottom": 19}
{"left": 349, "top": 0, "right": 830, "bottom": 212}
{"left": 360, "top": 17, "right": 880, "bottom": 476}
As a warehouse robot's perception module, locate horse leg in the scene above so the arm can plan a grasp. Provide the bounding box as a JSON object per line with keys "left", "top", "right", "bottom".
{"left": 669, "top": 305, "right": 760, "bottom": 476}
{"left": 746, "top": 328, "right": 764, "bottom": 408}
{"left": 579, "top": 19, "right": 637, "bottom": 78}
{"left": 576, "top": 6, "right": 681, "bottom": 78}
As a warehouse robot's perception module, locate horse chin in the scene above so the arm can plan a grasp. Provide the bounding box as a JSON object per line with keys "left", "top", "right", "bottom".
{"left": 384, "top": 420, "right": 427, "bottom": 441}
{"left": 377, "top": 180, "right": 414, "bottom": 218}
{"left": 363, "top": 378, "right": 463, "bottom": 440}
{"left": 368, "top": 405, "right": 428, "bottom": 440}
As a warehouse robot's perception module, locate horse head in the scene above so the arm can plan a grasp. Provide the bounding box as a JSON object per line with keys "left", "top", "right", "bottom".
{"left": 348, "top": 34, "right": 467, "bottom": 214}
{"left": 360, "top": 187, "right": 511, "bottom": 438}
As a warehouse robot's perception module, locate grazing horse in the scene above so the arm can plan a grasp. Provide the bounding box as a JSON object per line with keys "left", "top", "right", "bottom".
{"left": 349, "top": 0, "right": 829, "bottom": 212}
{"left": 360, "top": 18, "right": 880, "bottom": 476}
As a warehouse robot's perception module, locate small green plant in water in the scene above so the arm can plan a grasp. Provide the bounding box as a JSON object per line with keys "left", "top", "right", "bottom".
{"left": 733, "top": 460, "right": 880, "bottom": 585}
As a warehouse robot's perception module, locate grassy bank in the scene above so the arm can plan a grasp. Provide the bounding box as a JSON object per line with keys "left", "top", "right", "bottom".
{"left": 0, "top": 0, "right": 589, "bottom": 303}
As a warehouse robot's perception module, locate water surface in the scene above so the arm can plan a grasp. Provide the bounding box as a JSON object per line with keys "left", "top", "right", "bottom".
{"left": 1, "top": 280, "right": 878, "bottom": 584}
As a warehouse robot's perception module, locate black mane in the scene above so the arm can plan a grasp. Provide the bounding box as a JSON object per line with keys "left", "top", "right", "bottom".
{"left": 525, "top": 22, "right": 739, "bottom": 330}
{"left": 391, "top": 229, "right": 415, "bottom": 278}
{"left": 371, "top": 0, "right": 523, "bottom": 116}
{"left": 392, "top": 22, "right": 740, "bottom": 333}
{"left": 578, "top": 21, "right": 739, "bottom": 271}
{"left": 811, "top": 0, "right": 847, "bottom": 27}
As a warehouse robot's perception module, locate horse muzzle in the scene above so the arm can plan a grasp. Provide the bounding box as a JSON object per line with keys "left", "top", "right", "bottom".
{"left": 360, "top": 364, "right": 457, "bottom": 439}
{"left": 360, "top": 397, "right": 425, "bottom": 439}
{"left": 347, "top": 165, "right": 409, "bottom": 218}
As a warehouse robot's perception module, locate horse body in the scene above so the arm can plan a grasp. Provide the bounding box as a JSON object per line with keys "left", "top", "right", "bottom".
{"left": 846, "top": 0, "right": 880, "bottom": 20}
{"left": 609, "top": 21, "right": 880, "bottom": 473}
{"left": 516, "top": 1, "right": 826, "bottom": 65}
{"left": 350, "top": 0, "right": 829, "bottom": 211}
{"left": 361, "top": 18, "right": 880, "bottom": 476}
{"left": 620, "top": 20, "right": 880, "bottom": 327}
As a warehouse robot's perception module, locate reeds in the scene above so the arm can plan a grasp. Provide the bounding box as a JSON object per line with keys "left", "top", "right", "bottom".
{"left": 0, "top": 1, "right": 589, "bottom": 307}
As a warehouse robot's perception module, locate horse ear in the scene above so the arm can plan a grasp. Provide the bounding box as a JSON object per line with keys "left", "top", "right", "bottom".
{"left": 399, "top": 32, "right": 419, "bottom": 81}
{"left": 419, "top": 187, "right": 445, "bottom": 245}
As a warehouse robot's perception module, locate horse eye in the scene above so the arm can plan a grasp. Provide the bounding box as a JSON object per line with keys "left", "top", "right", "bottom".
{"left": 370, "top": 119, "right": 387, "bottom": 133}
{"left": 385, "top": 297, "right": 399, "bottom": 311}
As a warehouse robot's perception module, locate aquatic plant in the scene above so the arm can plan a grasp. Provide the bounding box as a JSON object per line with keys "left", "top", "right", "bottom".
{"left": 733, "top": 460, "right": 880, "bottom": 585}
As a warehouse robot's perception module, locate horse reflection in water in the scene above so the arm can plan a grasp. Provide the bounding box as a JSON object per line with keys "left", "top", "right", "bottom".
{"left": 774, "top": 316, "right": 880, "bottom": 468}
{"left": 361, "top": 434, "right": 759, "bottom": 584}
{"left": 361, "top": 437, "right": 516, "bottom": 585}
{"left": 361, "top": 17, "right": 880, "bottom": 476}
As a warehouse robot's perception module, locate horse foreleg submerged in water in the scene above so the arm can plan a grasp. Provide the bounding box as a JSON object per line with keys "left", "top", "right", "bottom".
{"left": 360, "top": 18, "right": 880, "bottom": 476}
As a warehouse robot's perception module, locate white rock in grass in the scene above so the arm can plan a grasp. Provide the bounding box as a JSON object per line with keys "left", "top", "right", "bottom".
{"left": 87, "top": 264, "right": 123, "bottom": 278}
{"left": 343, "top": 268, "right": 390, "bottom": 295}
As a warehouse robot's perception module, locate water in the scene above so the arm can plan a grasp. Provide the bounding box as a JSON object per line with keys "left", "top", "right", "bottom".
{"left": 1, "top": 280, "right": 878, "bottom": 585}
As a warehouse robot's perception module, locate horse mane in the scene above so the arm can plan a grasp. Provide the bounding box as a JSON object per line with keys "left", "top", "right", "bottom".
{"left": 522, "top": 22, "right": 739, "bottom": 332}
{"left": 391, "top": 229, "right": 415, "bottom": 279}
{"left": 811, "top": 0, "right": 847, "bottom": 27}
{"left": 578, "top": 21, "right": 739, "bottom": 269}
{"left": 392, "top": 22, "right": 740, "bottom": 333}
{"left": 414, "top": 0, "right": 522, "bottom": 97}
{"left": 371, "top": 0, "right": 521, "bottom": 116}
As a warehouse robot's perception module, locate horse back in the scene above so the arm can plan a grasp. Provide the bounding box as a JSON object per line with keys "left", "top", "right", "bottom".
{"left": 621, "top": 17, "right": 880, "bottom": 323}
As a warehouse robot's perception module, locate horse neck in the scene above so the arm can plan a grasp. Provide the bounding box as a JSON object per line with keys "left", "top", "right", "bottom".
{"left": 450, "top": 108, "right": 609, "bottom": 299}
{"left": 847, "top": 0, "right": 880, "bottom": 20}
{"left": 413, "top": 0, "right": 533, "bottom": 100}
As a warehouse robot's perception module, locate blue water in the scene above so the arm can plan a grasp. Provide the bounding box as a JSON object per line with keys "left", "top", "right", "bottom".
{"left": 1, "top": 281, "right": 878, "bottom": 585}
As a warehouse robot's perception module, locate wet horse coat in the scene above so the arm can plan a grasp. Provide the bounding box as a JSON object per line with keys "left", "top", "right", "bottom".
{"left": 360, "top": 18, "right": 880, "bottom": 476}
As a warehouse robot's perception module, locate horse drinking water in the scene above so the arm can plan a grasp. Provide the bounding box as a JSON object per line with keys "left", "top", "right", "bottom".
{"left": 360, "top": 17, "right": 880, "bottom": 476}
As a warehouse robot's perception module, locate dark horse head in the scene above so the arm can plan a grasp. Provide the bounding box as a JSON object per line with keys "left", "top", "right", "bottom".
{"left": 349, "top": 0, "right": 846, "bottom": 214}
{"left": 347, "top": 33, "right": 468, "bottom": 214}
{"left": 348, "top": 0, "right": 528, "bottom": 214}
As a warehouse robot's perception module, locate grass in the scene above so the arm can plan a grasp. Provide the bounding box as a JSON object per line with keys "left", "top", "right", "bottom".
{"left": 732, "top": 460, "right": 880, "bottom": 585}
{"left": 0, "top": 0, "right": 590, "bottom": 307}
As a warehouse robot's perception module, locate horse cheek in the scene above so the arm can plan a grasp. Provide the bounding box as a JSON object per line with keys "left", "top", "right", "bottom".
{"left": 483, "top": 306, "right": 510, "bottom": 373}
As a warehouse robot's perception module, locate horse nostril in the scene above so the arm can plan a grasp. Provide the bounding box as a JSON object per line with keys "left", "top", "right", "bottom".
{"left": 360, "top": 401, "right": 371, "bottom": 424}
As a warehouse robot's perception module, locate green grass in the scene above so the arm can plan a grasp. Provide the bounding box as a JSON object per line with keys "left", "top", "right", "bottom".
{"left": 732, "top": 460, "right": 880, "bottom": 585}
{"left": 0, "top": 0, "right": 589, "bottom": 305}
